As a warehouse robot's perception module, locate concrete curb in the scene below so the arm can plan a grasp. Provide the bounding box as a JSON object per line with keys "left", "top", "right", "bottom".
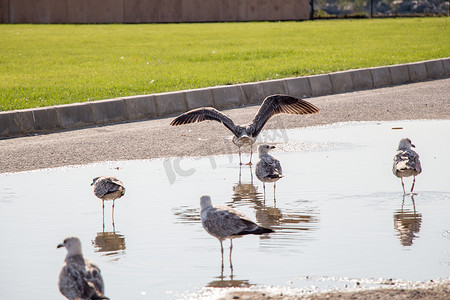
{"left": 1, "top": 57, "right": 449, "bottom": 138}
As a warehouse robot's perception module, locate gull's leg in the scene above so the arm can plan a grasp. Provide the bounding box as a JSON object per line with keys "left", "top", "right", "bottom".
{"left": 238, "top": 147, "right": 243, "bottom": 165}
{"left": 410, "top": 176, "right": 416, "bottom": 193}
{"left": 246, "top": 145, "right": 253, "bottom": 165}
{"left": 401, "top": 178, "right": 406, "bottom": 194}
{"left": 274, "top": 182, "right": 277, "bottom": 204}
{"left": 238, "top": 164, "right": 242, "bottom": 182}
{"left": 401, "top": 194, "right": 406, "bottom": 212}
{"left": 112, "top": 199, "right": 115, "bottom": 228}
{"left": 102, "top": 200, "right": 105, "bottom": 232}
{"left": 220, "top": 240, "right": 224, "bottom": 274}
{"left": 229, "top": 239, "right": 233, "bottom": 274}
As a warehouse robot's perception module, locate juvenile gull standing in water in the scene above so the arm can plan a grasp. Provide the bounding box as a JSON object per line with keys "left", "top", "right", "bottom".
{"left": 91, "top": 176, "right": 125, "bottom": 202}
{"left": 57, "top": 236, "right": 108, "bottom": 300}
{"left": 170, "top": 94, "right": 319, "bottom": 165}
{"left": 200, "top": 195, "right": 273, "bottom": 270}
{"left": 91, "top": 176, "right": 125, "bottom": 226}
{"left": 256, "top": 144, "right": 283, "bottom": 197}
{"left": 393, "top": 138, "right": 422, "bottom": 194}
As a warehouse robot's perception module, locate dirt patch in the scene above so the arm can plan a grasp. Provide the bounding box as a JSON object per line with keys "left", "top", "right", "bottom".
{"left": 221, "top": 280, "right": 450, "bottom": 299}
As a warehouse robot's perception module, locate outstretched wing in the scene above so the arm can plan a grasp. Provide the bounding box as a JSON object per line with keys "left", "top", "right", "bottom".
{"left": 170, "top": 107, "right": 241, "bottom": 137}
{"left": 250, "top": 95, "right": 319, "bottom": 137}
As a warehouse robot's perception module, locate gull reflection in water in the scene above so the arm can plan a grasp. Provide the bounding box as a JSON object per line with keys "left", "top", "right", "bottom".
{"left": 206, "top": 271, "right": 254, "bottom": 288}
{"left": 394, "top": 194, "right": 422, "bottom": 247}
{"left": 93, "top": 206, "right": 126, "bottom": 261}
{"left": 173, "top": 165, "right": 318, "bottom": 236}
{"left": 232, "top": 165, "right": 259, "bottom": 203}
{"left": 93, "top": 230, "right": 126, "bottom": 261}
{"left": 230, "top": 165, "right": 318, "bottom": 233}
{"left": 231, "top": 165, "right": 281, "bottom": 230}
{"left": 205, "top": 230, "right": 254, "bottom": 289}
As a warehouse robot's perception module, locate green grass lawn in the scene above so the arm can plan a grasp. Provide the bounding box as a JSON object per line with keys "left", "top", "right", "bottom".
{"left": 0, "top": 18, "right": 449, "bottom": 111}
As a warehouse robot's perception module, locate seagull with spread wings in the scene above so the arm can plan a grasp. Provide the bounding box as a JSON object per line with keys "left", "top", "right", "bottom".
{"left": 170, "top": 94, "right": 319, "bottom": 165}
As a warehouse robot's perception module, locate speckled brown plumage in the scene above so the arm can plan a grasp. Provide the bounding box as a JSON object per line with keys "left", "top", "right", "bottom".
{"left": 57, "top": 237, "right": 108, "bottom": 300}
{"left": 91, "top": 176, "right": 125, "bottom": 201}
{"left": 393, "top": 138, "right": 422, "bottom": 194}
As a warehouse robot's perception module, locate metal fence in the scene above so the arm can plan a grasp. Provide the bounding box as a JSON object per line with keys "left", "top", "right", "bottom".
{"left": 313, "top": 0, "right": 449, "bottom": 18}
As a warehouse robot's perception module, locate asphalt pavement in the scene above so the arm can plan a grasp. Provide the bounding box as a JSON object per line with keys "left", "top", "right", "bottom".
{"left": 1, "top": 78, "right": 449, "bottom": 173}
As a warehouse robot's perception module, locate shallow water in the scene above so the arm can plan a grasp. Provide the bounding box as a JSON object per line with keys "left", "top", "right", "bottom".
{"left": 1, "top": 119, "right": 449, "bottom": 299}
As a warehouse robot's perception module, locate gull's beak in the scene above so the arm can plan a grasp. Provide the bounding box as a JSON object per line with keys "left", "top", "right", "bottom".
{"left": 270, "top": 146, "right": 276, "bottom": 149}
{"left": 57, "top": 243, "right": 64, "bottom": 249}
{"left": 90, "top": 181, "right": 94, "bottom": 186}
{"left": 411, "top": 143, "right": 416, "bottom": 148}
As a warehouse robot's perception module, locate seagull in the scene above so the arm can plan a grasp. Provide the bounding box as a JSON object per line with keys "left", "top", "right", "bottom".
{"left": 57, "top": 236, "right": 109, "bottom": 300}
{"left": 170, "top": 94, "right": 319, "bottom": 165}
{"left": 393, "top": 138, "right": 422, "bottom": 194}
{"left": 91, "top": 176, "right": 125, "bottom": 225}
{"left": 255, "top": 144, "right": 283, "bottom": 197}
{"left": 91, "top": 176, "right": 125, "bottom": 202}
{"left": 200, "top": 195, "right": 273, "bottom": 271}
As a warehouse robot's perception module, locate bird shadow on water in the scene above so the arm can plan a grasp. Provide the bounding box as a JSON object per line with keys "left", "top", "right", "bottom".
{"left": 393, "top": 194, "right": 422, "bottom": 247}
